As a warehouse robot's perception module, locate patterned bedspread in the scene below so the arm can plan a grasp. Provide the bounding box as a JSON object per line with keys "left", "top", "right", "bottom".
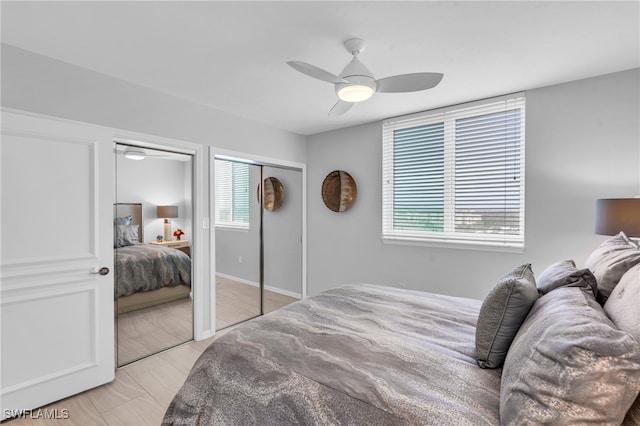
{"left": 163, "top": 284, "right": 501, "bottom": 425}
{"left": 114, "top": 244, "right": 191, "bottom": 299}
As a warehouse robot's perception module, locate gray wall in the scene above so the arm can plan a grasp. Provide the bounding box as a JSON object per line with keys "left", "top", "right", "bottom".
{"left": 3, "top": 42, "right": 638, "bottom": 316}
{"left": 1, "top": 45, "right": 307, "bottom": 162}
{"left": 306, "top": 69, "right": 640, "bottom": 300}
{"left": 116, "top": 152, "right": 192, "bottom": 243}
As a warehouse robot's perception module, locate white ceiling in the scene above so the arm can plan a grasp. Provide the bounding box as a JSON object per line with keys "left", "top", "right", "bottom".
{"left": 2, "top": 1, "right": 638, "bottom": 136}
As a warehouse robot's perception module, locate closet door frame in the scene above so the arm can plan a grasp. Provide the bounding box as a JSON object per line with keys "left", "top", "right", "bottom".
{"left": 114, "top": 135, "right": 206, "bottom": 340}
{"left": 210, "top": 147, "right": 307, "bottom": 333}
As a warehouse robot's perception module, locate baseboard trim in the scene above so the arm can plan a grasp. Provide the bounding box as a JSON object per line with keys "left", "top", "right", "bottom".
{"left": 216, "top": 273, "right": 302, "bottom": 299}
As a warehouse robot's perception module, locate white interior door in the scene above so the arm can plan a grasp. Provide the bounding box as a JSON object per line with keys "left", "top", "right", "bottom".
{"left": 1, "top": 111, "right": 115, "bottom": 419}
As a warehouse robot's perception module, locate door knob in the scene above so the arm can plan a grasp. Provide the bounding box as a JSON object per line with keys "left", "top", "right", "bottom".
{"left": 91, "top": 267, "right": 110, "bottom": 276}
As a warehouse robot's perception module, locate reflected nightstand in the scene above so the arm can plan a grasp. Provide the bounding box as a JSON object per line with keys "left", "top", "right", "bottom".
{"left": 149, "top": 240, "right": 191, "bottom": 257}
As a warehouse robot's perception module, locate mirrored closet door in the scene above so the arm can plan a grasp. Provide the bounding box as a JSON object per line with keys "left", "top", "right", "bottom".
{"left": 114, "top": 143, "right": 194, "bottom": 366}
{"left": 262, "top": 166, "right": 303, "bottom": 314}
{"left": 214, "top": 157, "right": 302, "bottom": 331}
{"left": 214, "top": 159, "right": 261, "bottom": 328}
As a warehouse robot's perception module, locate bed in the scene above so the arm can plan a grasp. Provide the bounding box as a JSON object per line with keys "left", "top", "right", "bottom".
{"left": 163, "top": 233, "right": 640, "bottom": 425}
{"left": 114, "top": 203, "right": 192, "bottom": 314}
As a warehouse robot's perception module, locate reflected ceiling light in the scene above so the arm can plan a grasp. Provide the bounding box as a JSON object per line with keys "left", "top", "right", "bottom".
{"left": 124, "top": 149, "right": 145, "bottom": 160}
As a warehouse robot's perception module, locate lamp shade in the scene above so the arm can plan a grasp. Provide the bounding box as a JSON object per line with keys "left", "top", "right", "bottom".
{"left": 157, "top": 205, "right": 178, "bottom": 219}
{"left": 595, "top": 198, "right": 640, "bottom": 237}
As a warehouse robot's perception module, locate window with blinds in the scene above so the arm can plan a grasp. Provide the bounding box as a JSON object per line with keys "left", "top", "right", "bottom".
{"left": 214, "top": 159, "right": 249, "bottom": 229}
{"left": 382, "top": 94, "right": 525, "bottom": 249}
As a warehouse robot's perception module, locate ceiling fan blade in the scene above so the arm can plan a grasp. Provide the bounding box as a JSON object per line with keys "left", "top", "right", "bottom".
{"left": 287, "top": 61, "right": 348, "bottom": 84}
{"left": 328, "top": 100, "right": 354, "bottom": 117}
{"left": 375, "top": 72, "right": 443, "bottom": 93}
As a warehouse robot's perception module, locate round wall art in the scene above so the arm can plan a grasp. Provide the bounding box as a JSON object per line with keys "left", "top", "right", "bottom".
{"left": 257, "top": 176, "right": 285, "bottom": 211}
{"left": 321, "top": 170, "right": 357, "bottom": 212}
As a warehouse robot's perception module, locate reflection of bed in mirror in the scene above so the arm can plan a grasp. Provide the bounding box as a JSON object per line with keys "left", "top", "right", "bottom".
{"left": 114, "top": 203, "right": 191, "bottom": 314}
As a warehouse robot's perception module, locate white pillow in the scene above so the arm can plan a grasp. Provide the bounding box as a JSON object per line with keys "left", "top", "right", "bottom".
{"left": 584, "top": 232, "right": 640, "bottom": 303}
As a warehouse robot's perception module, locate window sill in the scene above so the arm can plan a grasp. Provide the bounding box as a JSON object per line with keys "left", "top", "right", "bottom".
{"left": 215, "top": 225, "right": 249, "bottom": 232}
{"left": 381, "top": 236, "right": 524, "bottom": 253}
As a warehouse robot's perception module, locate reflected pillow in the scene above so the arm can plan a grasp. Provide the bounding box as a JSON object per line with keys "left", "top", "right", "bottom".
{"left": 584, "top": 232, "right": 640, "bottom": 304}
{"left": 114, "top": 215, "right": 133, "bottom": 225}
{"left": 114, "top": 224, "right": 139, "bottom": 248}
{"left": 475, "top": 263, "right": 538, "bottom": 369}
{"left": 537, "top": 259, "right": 597, "bottom": 297}
{"left": 501, "top": 286, "right": 640, "bottom": 425}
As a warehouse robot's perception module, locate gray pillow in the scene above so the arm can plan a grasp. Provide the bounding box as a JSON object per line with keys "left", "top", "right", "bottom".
{"left": 537, "top": 259, "right": 598, "bottom": 297}
{"left": 501, "top": 286, "right": 640, "bottom": 425}
{"left": 584, "top": 232, "right": 640, "bottom": 304}
{"left": 604, "top": 263, "right": 640, "bottom": 343}
{"left": 475, "top": 263, "right": 538, "bottom": 369}
{"left": 114, "top": 215, "right": 133, "bottom": 225}
{"left": 114, "top": 224, "right": 139, "bottom": 248}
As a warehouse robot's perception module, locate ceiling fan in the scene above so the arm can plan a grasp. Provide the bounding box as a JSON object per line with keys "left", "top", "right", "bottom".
{"left": 287, "top": 38, "right": 443, "bottom": 116}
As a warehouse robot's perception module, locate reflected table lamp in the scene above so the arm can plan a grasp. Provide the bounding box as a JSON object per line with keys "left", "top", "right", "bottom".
{"left": 157, "top": 205, "right": 178, "bottom": 241}
{"left": 595, "top": 198, "right": 640, "bottom": 238}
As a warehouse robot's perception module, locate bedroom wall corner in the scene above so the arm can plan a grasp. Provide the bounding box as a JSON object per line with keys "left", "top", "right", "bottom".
{"left": 524, "top": 67, "right": 639, "bottom": 266}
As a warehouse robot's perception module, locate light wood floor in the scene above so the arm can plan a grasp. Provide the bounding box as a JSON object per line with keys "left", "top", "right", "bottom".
{"left": 118, "top": 297, "right": 193, "bottom": 366}
{"left": 216, "top": 276, "right": 299, "bottom": 330}
{"left": 116, "top": 278, "right": 298, "bottom": 365}
{"left": 3, "top": 279, "right": 299, "bottom": 426}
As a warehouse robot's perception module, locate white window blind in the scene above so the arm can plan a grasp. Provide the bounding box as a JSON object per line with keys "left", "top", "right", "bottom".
{"left": 214, "top": 159, "right": 249, "bottom": 229}
{"left": 382, "top": 94, "right": 526, "bottom": 249}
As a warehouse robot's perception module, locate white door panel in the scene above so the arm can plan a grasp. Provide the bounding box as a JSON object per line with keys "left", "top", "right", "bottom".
{"left": 1, "top": 111, "right": 114, "bottom": 419}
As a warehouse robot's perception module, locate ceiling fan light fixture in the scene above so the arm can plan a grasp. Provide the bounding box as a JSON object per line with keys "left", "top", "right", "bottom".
{"left": 337, "top": 84, "right": 375, "bottom": 103}
{"left": 287, "top": 37, "right": 442, "bottom": 116}
{"left": 124, "top": 149, "right": 145, "bottom": 160}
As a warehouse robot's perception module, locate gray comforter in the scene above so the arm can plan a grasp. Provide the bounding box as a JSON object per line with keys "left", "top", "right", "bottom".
{"left": 115, "top": 244, "right": 191, "bottom": 298}
{"left": 163, "top": 284, "right": 502, "bottom": 425}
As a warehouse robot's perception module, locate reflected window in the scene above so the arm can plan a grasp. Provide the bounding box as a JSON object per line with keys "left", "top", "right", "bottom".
{"left": 215, "top": 159, "right": 249, "bottom": 229}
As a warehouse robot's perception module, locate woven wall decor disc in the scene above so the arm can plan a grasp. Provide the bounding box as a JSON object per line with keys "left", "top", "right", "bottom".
{"left": 321, "top": 170, "right": 357, "bottom": 212}
{"left": 258, "top": 176, "right": 285, "bottom": 211}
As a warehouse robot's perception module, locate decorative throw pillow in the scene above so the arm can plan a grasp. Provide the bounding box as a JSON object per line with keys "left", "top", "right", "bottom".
{"left": 475, "top": 263, "right": 538, "bottom": 369}
{"left": 614, "top": 264, "right": 640, "bottom": 426}
{"left": 114, "top": 224, "right": 139, "bottom": 248}
{"left": 113, "top": 226, "right": 121, "bottom": 248}
{"left": 604, "top": 264, "right": 640, "bottom": 343}
{"left": 501, "top": 286, "right": 640, "bottom": 425}
{"left": 584, "top": 232, "right": 640, "bottom": 304}
{"left": 114, "top": 215, "right": 133, "bottom": 225}
{"left": 536, "top": 259, "right": 598, "bottom": 297}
